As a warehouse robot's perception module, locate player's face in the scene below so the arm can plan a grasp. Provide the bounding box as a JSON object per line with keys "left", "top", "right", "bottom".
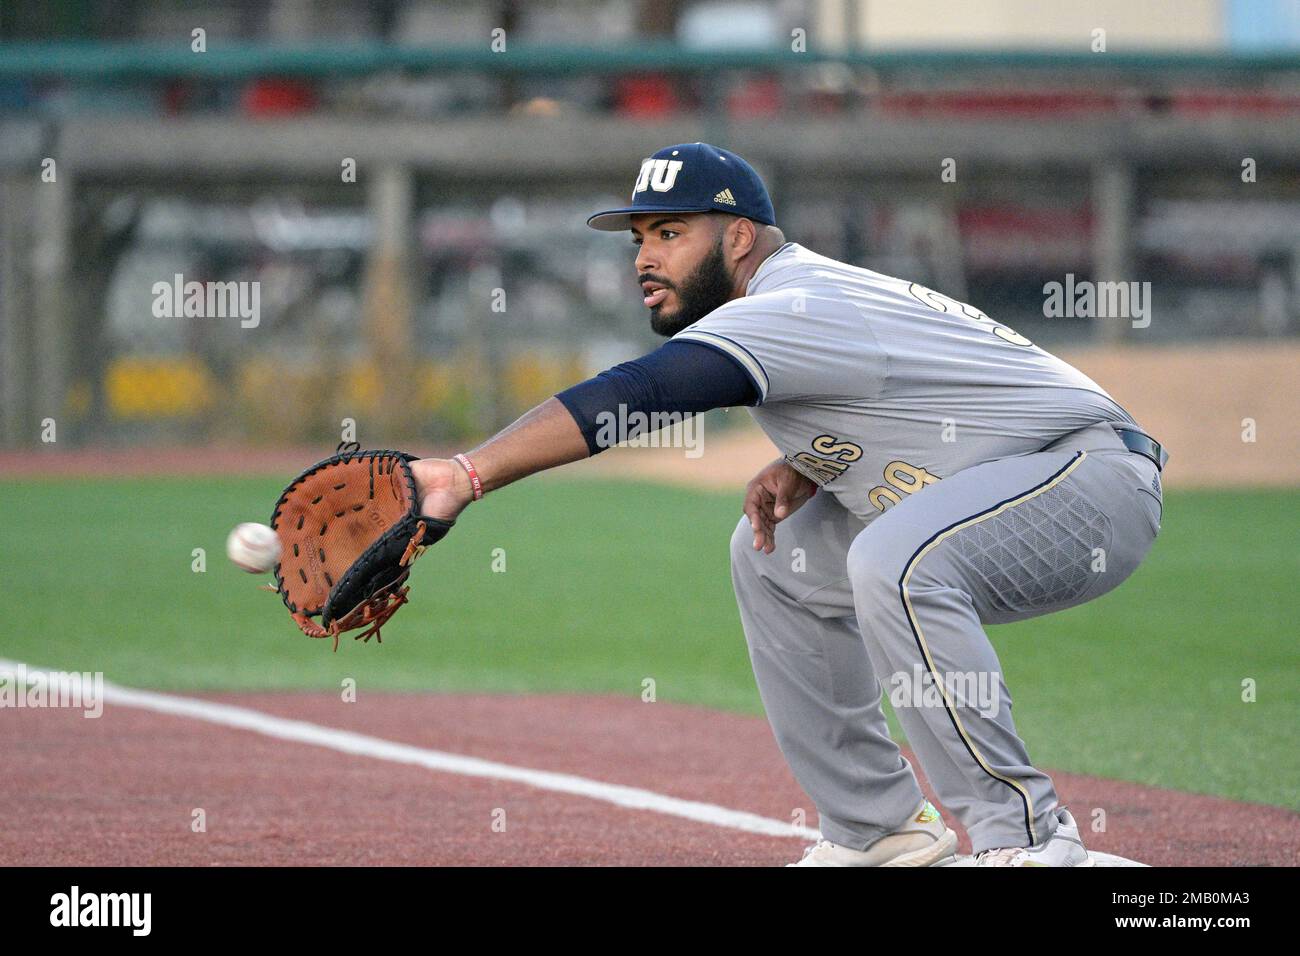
{"left": 630, "top": 213, "right": 734, "bottom": 337}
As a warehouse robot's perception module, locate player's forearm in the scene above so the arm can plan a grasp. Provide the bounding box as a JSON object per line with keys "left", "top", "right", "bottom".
{"left": 463, "top": 396, "right": 590, "bottom": 493}
{"left": 412, "top": 398, "right": 588, "bottom": 520}
{"left": 462, "top": 341, "right": 754, "bottom": 493}
{"left": 416, "top": 341, "right": 754, "bottom": 518}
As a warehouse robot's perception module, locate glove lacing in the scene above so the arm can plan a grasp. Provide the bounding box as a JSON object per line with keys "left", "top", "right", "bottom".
{"left": 288, "top": 520, "right": 428, "bottom": 651}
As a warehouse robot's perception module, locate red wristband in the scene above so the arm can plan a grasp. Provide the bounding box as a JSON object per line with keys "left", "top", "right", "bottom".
{"left": 453, "top": 453, "right": 484, "bottom": 501}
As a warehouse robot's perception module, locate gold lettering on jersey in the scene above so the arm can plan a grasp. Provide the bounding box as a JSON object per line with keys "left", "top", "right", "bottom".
{"left": 790, "top": 452, "right": 848, "bottom": 485}
{"left": 868, "top": 460, "right": 942, "bottom": 512}
{"left": 884, "top": 461, "right": 940, "bottom": 493}
{"left": 869, "top": 487, "right": 903, "bottom": 510}
{"left": 810, "top": 435, "right": 863, "bottom": 462}
{"left": 790, "top": 435, "right": 864, "bottom": 486}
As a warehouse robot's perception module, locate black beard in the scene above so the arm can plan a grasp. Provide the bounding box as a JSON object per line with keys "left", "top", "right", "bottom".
{"left": 649, "top": 238, "right": 734, "bottom": 337}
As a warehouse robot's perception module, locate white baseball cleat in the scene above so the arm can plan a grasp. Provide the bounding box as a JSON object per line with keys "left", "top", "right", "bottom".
{"left": 787, "top": 801, "right": 958, "bottom": 867}
{"left": 974, "top": 808, "right": 1095, "bottom": 867}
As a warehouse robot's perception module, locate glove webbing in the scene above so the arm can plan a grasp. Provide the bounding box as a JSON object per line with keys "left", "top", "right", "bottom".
{"left": 289, "top": 520, "right": 428, "bottom": 651}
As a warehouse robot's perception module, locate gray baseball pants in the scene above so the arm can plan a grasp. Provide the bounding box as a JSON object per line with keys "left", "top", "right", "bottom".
{"left": 730, "top": 421, "right": 1162, "bottom": 853}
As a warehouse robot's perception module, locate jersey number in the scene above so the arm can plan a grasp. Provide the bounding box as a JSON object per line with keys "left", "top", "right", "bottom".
{"left": 907, "top": 283, "right": 1033, "bottom": 347}
{"left": 868, "top": 460, "right": 942, "bottom": 512}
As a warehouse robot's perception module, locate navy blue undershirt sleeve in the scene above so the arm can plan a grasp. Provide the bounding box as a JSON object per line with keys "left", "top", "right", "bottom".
{"left": 554, "top": 340, "right": 759, "bottom": 456}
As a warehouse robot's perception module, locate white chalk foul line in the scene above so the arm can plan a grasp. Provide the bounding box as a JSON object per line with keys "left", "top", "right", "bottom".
{"left": 0, "top": 659, "right": 817, "bottom": 842}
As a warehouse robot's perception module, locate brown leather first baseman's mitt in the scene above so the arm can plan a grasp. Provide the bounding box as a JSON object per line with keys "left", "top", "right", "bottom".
{"left": 268, "top": 447, "right": 452, "bottom": 648}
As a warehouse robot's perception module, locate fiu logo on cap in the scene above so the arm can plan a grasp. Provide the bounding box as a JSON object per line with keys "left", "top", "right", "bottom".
{"left": 634, "top": 158, "right": 683, "bottom": 194}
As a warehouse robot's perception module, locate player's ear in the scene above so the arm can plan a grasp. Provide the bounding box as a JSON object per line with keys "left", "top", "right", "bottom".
{"left": 726, "top": 216, "right": 757, "bottom": 261}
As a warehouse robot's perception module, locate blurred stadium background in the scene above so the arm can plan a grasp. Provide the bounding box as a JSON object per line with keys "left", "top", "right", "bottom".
{"left": 1, "top": 0, "right": 1298, "bottom": 478}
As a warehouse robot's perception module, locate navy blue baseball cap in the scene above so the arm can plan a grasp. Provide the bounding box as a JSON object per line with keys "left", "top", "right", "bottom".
{"left": 586, "top": 142, "right": 776, "bottom": 232}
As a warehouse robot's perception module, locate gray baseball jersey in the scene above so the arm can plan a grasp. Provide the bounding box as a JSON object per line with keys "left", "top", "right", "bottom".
{"left": 674, "top": 241, "right": 1138, "bottom": 522}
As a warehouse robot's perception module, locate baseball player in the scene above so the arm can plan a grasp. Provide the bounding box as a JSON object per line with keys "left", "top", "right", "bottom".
{"left": 411, "top": 142, "right": 1166, "bottom": 866}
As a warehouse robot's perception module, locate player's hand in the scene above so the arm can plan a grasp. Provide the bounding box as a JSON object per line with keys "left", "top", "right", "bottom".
{"left": 410, "top": 457, "right": 476, "bottom": 522}
{"left": 742, "top": 457, "right": 817, "bottom": 554}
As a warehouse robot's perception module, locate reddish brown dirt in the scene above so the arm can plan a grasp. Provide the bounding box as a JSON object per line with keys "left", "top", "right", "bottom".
{"left": 1, "top": 692, "right": 1295, "bottom": 866}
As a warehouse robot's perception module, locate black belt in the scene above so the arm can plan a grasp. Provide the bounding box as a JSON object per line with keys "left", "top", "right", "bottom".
{"left": 1113, "top": 425, "right": 1168, "bottom": 472}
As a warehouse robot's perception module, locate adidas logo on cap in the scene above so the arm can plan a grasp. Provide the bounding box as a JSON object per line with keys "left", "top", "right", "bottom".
{"left": 713, "top": 188, "right": 737, "bottom": 206}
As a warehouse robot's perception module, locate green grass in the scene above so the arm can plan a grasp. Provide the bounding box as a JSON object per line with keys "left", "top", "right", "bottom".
{"left": 1, "top": 477, "right": 1296, "bottom": 810}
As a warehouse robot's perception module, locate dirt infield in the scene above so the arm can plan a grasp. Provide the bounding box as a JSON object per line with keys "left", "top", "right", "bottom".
{"left": 2, "top": 691, "right": 1295, "bottom": 866}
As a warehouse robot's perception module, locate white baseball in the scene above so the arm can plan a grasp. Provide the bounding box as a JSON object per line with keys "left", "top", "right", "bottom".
{"left": 227, "top": 522, "right": 282, "bottom": 574}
